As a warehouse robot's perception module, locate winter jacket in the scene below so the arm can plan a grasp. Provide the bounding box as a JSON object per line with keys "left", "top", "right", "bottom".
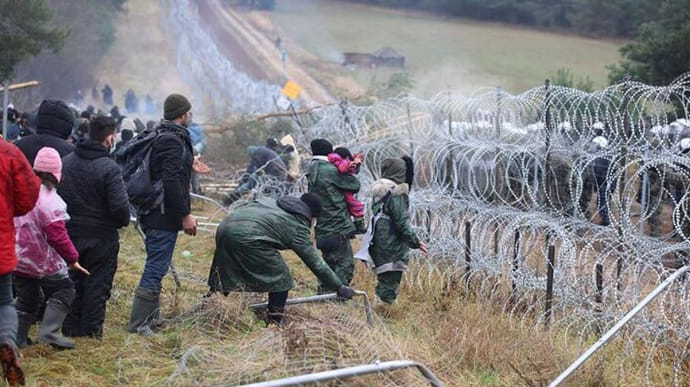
{"left": 15, "top": 122, "right": 75, "bottom": 165}
{"left": 58, "top": 140, "right": 130, "bottom": 240}
{"left": 139, "top": 121, "right": 194, "bottom": 232}
{"left": 328, "top": 153, "right": 365, "bottom": 217}
{"left": 0, "top": 142, "right": 40, "bottom": 275}
{"left": 307, "top": 157, "right": 361, "bottom": 240}
{"left": 246, "top": 146, "right": 287, "bottom": 179}
{"left": 207, "top": 197, "right": 342, "bottom": 293}
{"left": 14, "top": 185, "right": 79, "bottom": 277}
{"left": 369, "top": 178, "right": 420, "bottom": 272}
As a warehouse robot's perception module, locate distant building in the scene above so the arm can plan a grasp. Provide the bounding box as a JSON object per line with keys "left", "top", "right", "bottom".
{"left": 343, "top": 47, "right": 405, "bottom": 69}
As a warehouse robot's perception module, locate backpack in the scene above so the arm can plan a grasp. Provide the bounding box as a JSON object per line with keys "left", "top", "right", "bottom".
{"left": 114, "top": 129, "right": 169, "bottom": 215}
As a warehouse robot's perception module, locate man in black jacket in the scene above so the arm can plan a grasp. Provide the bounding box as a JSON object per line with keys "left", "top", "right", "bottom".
{"left": 127, "top": 93, "right": 197, "bottom": 336}
{"left": 57, "top": 116, "right": 130, "bottom": 338}
{"left": 16, "top": 99, "right": 75, "bottom": 164}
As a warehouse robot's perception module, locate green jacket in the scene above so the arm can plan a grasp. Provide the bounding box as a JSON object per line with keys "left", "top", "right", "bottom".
{"left": 207, "top": 197, "right": 342, "bottom": 293}
{"left": 307, "top": 157, "right": 361, "bottom": 239}
{"left": 369, "top": 179, "right": 420, "bottom": 268}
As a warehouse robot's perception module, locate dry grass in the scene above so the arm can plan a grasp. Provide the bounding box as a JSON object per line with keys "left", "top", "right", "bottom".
{"left": 10, "top": 200, "right": 673, "bottom": 386}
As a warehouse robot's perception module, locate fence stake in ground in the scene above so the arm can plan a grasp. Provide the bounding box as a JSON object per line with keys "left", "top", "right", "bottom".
{"left": 545, "top": 243, "right": 556, "bottom": 327}
{"left": 464, "top": 221, "right": 471, "bottom": 284}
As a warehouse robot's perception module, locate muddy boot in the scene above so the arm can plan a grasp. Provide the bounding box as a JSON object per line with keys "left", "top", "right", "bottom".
{"left": 37, "top": 301, "right": 74, "bottom": 350}
{"left": 0, "top": 341, "right": 24, "bottom": 386}
{"left": 126, "top": 287, "right": 159, "bottom": 337}
{"left": 15, "top": 312, "right": 33, "bottom": 349}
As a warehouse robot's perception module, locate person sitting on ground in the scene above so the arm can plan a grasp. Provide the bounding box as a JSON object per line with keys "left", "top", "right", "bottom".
{"left": 207, "top": 193, "right": 355, "bottom": 325}
{"left": 58, "top": 117, "right": 130, "bottom": 339}
{"left": 328, "top": 147, "right": 367, "bottom": 234}
{"left": 13, "top": 147, "right": 89, "bottom": 350}
{"left": 361, "top": 156, "right": 427, "bottom": 304}
{"left": 223, "top": 144, "right": 287, "bottom": 205}
{"left": 0, "top": 140, "right": 40, "bottom": 386}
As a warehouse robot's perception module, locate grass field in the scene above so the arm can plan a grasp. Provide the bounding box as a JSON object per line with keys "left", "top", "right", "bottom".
{"left": 270, "top": 0, "right": 623, "bottom": 96}
{"left": 15, "top": 199, "right": 657, "bottom": 386}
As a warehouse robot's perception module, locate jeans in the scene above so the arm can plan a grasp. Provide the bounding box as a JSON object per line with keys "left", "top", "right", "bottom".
{"left": 0, "top": 273, "right": 17, "bottom": 346}
{"left": 14, "top": 273, "right": 75, "bottom": 316}
{"left": 139, "top": 227, "right": 178, "bottom": 292}
{"left": 64, "top": 238, "right": 119, "bottom": 338}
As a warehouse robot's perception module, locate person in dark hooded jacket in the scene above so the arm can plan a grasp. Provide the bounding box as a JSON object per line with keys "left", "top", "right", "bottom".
{"left": 207, "top": 193, "right": 355, "bottom": 324}
{"left": 16, "top": 99, "right": 75, "bottom": 165}
{"left": 58, "top": 116, "right": 130, "bottom": 338}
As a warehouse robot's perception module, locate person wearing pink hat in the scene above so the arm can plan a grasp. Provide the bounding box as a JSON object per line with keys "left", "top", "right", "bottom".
{"left": 13, "top": 147, "right": 89, "bottom": 350}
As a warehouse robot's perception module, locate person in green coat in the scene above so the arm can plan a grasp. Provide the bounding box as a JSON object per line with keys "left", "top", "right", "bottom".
{"left": 368, "top": 156, "right": 427, "bottom": 304}
{"left": 207, "top": 193, "right": 355, "bottom": 324}
{"left": 307, "top": 139, "right": 361, "bottom": 291}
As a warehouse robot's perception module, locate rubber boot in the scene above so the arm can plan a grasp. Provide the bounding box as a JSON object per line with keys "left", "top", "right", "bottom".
{"left": 126, "top": 287, "right": 159, "bottom": 337}
{"left": 0, "top": 341, "right": 24, "bottom": 386}
{"left": 37, "top": 301, "right": 75, "bottom": 349}
{"left": 15, "top": 312, "right": 33, "bottom": 349}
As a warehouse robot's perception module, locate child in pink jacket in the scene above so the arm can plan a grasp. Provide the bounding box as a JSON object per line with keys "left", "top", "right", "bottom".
{"left": 13, "top": 147, "right": 89, "bottom": 350}
{"left": 328, "top": 147, "right": 366, "bottom": 234}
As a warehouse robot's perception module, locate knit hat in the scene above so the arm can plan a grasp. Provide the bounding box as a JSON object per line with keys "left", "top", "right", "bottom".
{"left": 36, "top": 99, "right": 75, "bottom": 139}
{"left": 34, "top": 147, "right": 63, "bottom": 183}
{"left": 164, "top": 93, "right": 192, "bottom": 120}
{"left": 381, "top": 158, "right": 407, "bottom": 185}
{"left": 120, "top": 117, "right": 136, "bottom": 132}
{"left": 310, "top": 139, "right": 332, "bottom": 156}
{"left": 300, "top": 193, "right": 323, "bottom": 218}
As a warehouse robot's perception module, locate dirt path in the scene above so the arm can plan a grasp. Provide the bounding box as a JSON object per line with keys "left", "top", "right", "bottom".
{"left": 206, "top": 0, "right": 336, "bottom": 106}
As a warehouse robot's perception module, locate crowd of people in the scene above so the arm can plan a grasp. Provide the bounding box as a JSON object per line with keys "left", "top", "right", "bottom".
{"left": 0, "top": 92, "right": 429, "bottom": 385}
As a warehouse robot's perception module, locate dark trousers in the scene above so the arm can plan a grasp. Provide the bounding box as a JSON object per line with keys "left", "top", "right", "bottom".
{"left": 63, "top": 238, "right": 119, "bottom": 338}
{"left": 0, "top": 273, "right": 17, "bottom": 346}
{"left": 14, "top": 273, "right": 75, "bottom": 317}
{"left": 266, "top": 291, "right": 289, "bottom": 324}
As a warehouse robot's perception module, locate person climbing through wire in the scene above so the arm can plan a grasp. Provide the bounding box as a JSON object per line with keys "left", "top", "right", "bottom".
{"left": 223, "top": 144, "right": 287, "bottom": 206}
{"left": 207, "top": 193, "right": 355, "bottom": 325}
{"left": 328, "top": 147, "right": 367, "bottom": 234}
{"left": 356, "top": 156, "right": 427, "bottom": 304}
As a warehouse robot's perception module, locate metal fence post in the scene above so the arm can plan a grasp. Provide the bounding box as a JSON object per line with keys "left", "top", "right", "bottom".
{"left": 545, "top": 244, "right": 555, "bottom": 327}
{"left": 464, "top": 221, "right": 471, "bottom": 283}
{"left": 511, "top": 229, "right": 520, "bottom": 298}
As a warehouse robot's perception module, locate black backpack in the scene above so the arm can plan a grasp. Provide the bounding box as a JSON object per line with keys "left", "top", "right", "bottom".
{"left": 114, "top": 129, "right": 169, "bottom": 215}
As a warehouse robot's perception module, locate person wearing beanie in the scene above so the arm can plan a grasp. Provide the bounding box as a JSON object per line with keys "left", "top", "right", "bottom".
{"left": 58, "top": 117, "right": 130, "bottom": 339}
{"left": 16, "top": 99, "right": 75, "bottom": 165}
{"left": 357, "top": 156, "right": 427, "bottom": 305}
{"left": 127, "top": 93, "right": 197, "bottom": 336}
{"left": 328, "top": 147, "right": 367, "bottom": 234}
{"left": 207, "top": 194, "right": 355, "bottom": 325}
{"left": 13, "top": 147, "right": 90, "bottom": 350}
{"left": 0, "top": 141, "right": 40, "bottom": 386}
{"left": 306, "top": 138, "right": 361, "bottom": 291}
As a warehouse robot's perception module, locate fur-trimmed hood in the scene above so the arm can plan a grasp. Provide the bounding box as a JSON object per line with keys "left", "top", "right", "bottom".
{"left": 370, "top": 178, "right": 409, "bottom": 200}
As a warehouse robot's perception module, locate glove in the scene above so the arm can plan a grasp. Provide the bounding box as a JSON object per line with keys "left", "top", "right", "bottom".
{"left": 337, "top": 285, "right": 355, "bottom": 300}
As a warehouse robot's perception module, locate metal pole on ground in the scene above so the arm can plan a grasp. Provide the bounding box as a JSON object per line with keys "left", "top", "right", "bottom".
{"left": 549, "top": 266, "right": 690, "bottom": 386}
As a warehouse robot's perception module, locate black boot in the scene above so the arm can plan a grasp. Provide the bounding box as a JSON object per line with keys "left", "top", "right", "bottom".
{"left": 15, "top": 312, "right": 33, "bottom": 349}
{"left": 37, "top": 301, "right": 75, "bottom": 349}
{"left": 126, "top": 287, "right": 159, "bottom": 337}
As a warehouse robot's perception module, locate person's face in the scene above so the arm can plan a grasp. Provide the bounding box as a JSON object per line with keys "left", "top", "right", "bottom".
{"left": 182, "top": 111, "right": 193, "bottom": 127}
{"left": 104, "top": 133, "right": 116, "bottom": 149}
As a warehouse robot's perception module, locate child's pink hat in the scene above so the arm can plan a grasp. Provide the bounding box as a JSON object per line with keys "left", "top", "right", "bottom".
{"left": 34, "top": 147, "right": 62, "bottom": 183}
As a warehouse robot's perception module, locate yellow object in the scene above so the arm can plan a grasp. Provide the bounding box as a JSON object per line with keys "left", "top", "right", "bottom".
{"left": 282, "top": 80, "right": 302, "bottom": 100}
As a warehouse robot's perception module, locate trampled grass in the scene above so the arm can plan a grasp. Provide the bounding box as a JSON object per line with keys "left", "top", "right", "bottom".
{"left": 12, "top": 199, "right": 658, "bottom": 386}
{"left": 270, "top": 0, "right": 623, "bottom": 96}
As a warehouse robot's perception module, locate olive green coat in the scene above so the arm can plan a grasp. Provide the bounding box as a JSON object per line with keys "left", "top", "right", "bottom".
{"left": 369, "top": 179, "right": 420, "bottom": 269}
{"left": 307, "top": 157, "right": 361, "bottom": 240}
{"left": 207, "top": 198, "right": 342, "bottom": 293}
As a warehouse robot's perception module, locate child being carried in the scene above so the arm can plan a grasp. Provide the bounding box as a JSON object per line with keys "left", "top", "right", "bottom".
{"left": 328, "top": 147, "right": 366, "bottom": 234}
